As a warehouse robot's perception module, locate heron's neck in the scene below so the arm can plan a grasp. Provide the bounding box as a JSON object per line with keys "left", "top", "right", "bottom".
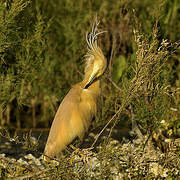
{"left": 79, "top": 77, "right": 100, "bottom": 95}
{"left": 81, "top": 77, "right": 99, "bottom": 89}
{"left": 88, "top": 80, "right": 100, "bottom": 91}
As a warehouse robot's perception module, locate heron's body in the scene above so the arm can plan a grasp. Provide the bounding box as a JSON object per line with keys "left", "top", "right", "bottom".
{"left": 44, "top": 20, "right": 106, "bottom": 160}
{"left": 44, "top": 81, "right": 99, "bottom": 158}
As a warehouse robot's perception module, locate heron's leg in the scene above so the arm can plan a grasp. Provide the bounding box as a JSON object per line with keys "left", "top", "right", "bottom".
{"left": 73, "top": 132, "right": 86, "bottom": 149}
{"left": 78, "top": 132, "right": 85, "bottom": 142}
{"left": 68, "top": 132, "right": 85, "bottom": 151}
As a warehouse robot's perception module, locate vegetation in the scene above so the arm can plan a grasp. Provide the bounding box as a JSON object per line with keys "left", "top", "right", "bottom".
{"left": 0, "top": 0, "right": 179, "bottom": 179}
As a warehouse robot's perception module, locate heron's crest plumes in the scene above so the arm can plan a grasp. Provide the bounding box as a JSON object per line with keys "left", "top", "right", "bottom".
{"left": 84, "top": 19, "right": 106, "bottom": 74}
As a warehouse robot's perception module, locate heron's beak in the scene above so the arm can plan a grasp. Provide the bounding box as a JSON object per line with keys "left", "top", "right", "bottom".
{"left": 84, "top": 70, "right": 101, "bottom": 89}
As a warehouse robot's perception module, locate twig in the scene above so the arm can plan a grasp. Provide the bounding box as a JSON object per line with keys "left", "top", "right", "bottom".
{"left": 91, "top": 80, "right": 138, "bottom": 148}
{"left": 91, "top": 66, "right": 144, "bottom": 148}
{"left": 11, "top": 169, "right": 51, "bottom": 180}
{"left": 0, "top": 155, "right": 34, "bottom": 173}
{"left": 106, "top": 76, "right": 121, "bottom": 92}
{"left": 108, "top": 33, "right": 116, "bottom": 75}
{"left": 130, "top": 104, "right": 144, "bottom": 141}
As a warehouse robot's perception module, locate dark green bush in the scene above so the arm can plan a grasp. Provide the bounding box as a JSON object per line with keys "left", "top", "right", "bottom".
{"left": 0, "top": 0, "right": 179, "bottom": 137}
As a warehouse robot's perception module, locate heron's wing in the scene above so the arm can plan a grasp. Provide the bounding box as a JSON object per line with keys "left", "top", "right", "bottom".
{"left": 44, "top": 86, "right": 97, "bottom": 157}
{"left": 46, "top": 88, "right": 80, "bottom": 142}
{"left": 44, "top": 87, "right": 86, "bottom": 156}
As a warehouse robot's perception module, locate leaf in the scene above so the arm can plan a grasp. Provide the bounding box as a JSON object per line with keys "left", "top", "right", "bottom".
{"left": 112, "top": 55, "right": 127, "bottom": 83}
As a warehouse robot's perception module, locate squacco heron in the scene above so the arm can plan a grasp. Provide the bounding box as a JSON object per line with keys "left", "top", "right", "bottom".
{"left": 44, "top": 20, "right": 107, "bottom": 160}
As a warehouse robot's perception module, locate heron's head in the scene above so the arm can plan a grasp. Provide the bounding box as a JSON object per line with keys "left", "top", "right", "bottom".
{"left": 84, "top": 19, "right": 107, "bottom": 89}
{"left": 84, "top": 48, "right": 107, "bottom": 89}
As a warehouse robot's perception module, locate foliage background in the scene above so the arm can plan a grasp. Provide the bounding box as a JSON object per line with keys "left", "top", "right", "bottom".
{"left": 0, "top": 0, "right": 179, "bottom": 137}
